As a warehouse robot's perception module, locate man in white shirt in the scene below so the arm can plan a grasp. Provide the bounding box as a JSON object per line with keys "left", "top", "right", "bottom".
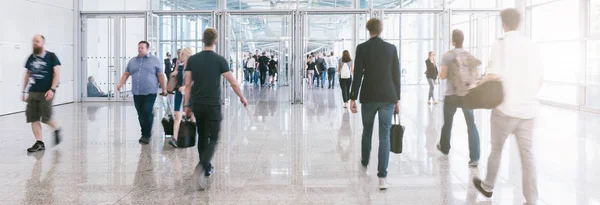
{"left": 246, "top": 53, "right": 257, "bottom": 86}
{"left": 472, "top": 8, "right": 544, "bottom": 205}
{"left": 326, "top": 52, "right": 339, "bottom": 89}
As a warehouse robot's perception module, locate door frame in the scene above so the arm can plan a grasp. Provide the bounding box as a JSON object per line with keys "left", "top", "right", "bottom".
{"left": 81, "top": 13, "right": 146, "bottom": 102}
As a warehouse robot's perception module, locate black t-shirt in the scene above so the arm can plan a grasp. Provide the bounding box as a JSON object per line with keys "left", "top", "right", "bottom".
{"left": 185, "top": 50, "right": 230, "bottom": 106}
{"left": 307, "top": 62, "right": 316, "bottom": 71}
{"left": 315, "top": 58, "right": 326, "bottom": 71}
{"left": 25, "top": 51, "right": 61, "bottom": 92}
{"left": 258, "top": 56, "right": 270, "bottom": 70}
{"left": 268, "top": 60, "right": 277, "bottom": 70}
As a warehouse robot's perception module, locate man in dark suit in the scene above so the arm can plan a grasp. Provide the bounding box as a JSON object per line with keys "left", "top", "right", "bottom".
{"left": 172, "top": 49, "right": 182, "bottom": 69}
{"left": 164, "top": 52, "right": 173, "bottom": 80}
{"left": 349, "top": 18, "right": 401, "bottom": 191}
{"left": 87, "top": 76, "right": 108, "bottom": 97}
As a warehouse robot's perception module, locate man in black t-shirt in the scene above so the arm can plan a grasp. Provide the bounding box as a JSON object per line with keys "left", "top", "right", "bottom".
{"left": 22, "top": 35, "right": 63, "bottom": 153}
{"left": 184, "top": 28, "right": 248, "bottom": 190}
{"left": 315, "top": 53, "right": 327, "bottom": 88}
{"left": 268, "top": 55, "right": 278, "bottom": 86}
{"left": 258, "top": 52, "right": 270, "bottom": 86}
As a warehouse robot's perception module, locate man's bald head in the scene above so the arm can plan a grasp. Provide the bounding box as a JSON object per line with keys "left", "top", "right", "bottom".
{"left": 32, "top": 35, "right": 45, "bottom": 55}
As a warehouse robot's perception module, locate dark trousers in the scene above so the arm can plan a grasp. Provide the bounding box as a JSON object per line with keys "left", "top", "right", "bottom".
{"left": 339, "top": 78, "right": 352, "bottom": 102}
{"left": 327, "top": 68, "right": 336, "bottom": 88}
{"left": 260, "top": 70, "right": 267, "bottom": 85}
{"left": 133, "top": 94, "right": 157, "bottom": 138}
{"left": 244, "top": 68, "right": 249, "bottom": 82}
{"left": 439, "top": 95, "right": 480, "bottom": 162}
{"left": 193, "top": 104, "right": 222, "bottom": 170}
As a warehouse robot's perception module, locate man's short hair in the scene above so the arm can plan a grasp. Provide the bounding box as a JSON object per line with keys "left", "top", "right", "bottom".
{"left": 203, "top": 28, "right": 218, "bottom": 46}
{"left": 138, "top": 41, "right": 150, "bottom": 49}
{"left": 166, "top": 52, "right": 171, "bottom": 56}
{"left": 452, "top": 29, "right": 464, "bottom": 48}
{"left": 366, "top": 18, "right": 383, "bottom": 37}
{"left": 500, "top": 8, "right": 521, "bottom": 31}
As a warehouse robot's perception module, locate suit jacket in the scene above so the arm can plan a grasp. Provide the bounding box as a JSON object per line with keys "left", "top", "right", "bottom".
{"left": 425, "top": 59, "right": 438, "bottom": 79}
{"left": 164, "top": 59, "right": 173, "bottom": 77}
{"left": 87, "top": 82, "right": 104, "bottom": 97}
{"left": 350, "top": 37, "right": 401, "bottom": 103}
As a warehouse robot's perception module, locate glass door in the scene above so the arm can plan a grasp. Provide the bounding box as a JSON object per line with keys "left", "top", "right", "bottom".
{"left": 82, "top": 15, "right": 146, "bottom": 101}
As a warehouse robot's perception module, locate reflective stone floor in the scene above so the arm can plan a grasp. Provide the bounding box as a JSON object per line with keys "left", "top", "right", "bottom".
{"left": 0, "top": 85, "right": 599, "bottom": 205}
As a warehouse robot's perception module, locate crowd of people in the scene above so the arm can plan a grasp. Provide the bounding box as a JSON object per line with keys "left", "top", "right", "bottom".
{"left": 242, "top": 50, "right": 278, "bottom": 87}
{"left": 19, "top": 7, "right": 541, "bottom": 205}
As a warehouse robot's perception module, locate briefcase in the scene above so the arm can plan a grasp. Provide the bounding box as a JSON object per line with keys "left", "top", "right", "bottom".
{"left": 177, "top": 116, "right": 196, "bottom": 148}
{"left": 161, "top": 97, "right": 174, "bottom": 135}
{"left": 390, "top": 113, "right": 405, "bottom": 154}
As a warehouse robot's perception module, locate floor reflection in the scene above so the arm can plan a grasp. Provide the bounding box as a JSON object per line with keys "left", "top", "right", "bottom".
{"left": 0, "top": 86, "right": 597, "bottom": 204}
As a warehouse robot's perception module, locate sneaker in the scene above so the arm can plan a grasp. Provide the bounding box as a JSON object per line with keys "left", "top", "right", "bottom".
{"left": 379, "top": 178, "right": 390, "bottom": 190}
{"left": 428, "top": 100, "right": 432, "bottom": 105}
{"left": 205, "top": 166, "right": 215, "bottom": 177}
{"left": 469, "top": 160, "right": 479, "bottom": 168}
{"left": 168, "top": 138, "right": 178, "bottom": 148}
{"left": 436, "top": 144, "right": 448, "bottom": 155}
{"left": 193, "top": 163, "right": 207, "bottom": 190}
{"left": 27, "top": 141, "right": 45, "bottom": 152}
{"left": 472, "top": 177, "right": 493, "bottom": 198}
{"left": 434, "top": 101, "right": 439, "bottom": 105}
{"left": 54, "top": 129, "right": 62, "bottom": 146}
{"left": 139, "top": 137, "right": 150, "bottom": 145}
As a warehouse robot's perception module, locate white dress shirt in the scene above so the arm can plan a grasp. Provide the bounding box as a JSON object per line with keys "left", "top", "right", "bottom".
{"left": 326, "top": 56, "right": 338, "bottom": 68}
{"left": 486, "top": 31, "right": 544, "bottom": 119}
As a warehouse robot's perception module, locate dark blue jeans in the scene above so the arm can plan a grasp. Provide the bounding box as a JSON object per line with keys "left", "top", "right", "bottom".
{"left": 133, "top": 94, "right": 157, "bottom": 138}
{"left": 361, "top": 103, "right": 395, "bottom": 178}
{"left": 320, "top": 70, "right": 327, "bottom": 87}
{"left": 439, "top": 95, "right": 480, "bottom": 162}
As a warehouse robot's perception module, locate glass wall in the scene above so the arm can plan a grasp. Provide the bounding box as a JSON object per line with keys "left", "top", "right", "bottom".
{"left": 82, "top": 0, "right": 148, "bottom": 11}
{"left": 382, "top": 14, "right": 435, "bottom": 85}
{"left": 79, "top": 0, "right": 600, "bottom": 111}
{"left": 526, "top": 0, "right": 600, "bottom": 110}
{"left": 153, "top": 0, "right": 217, "bottom": 10}
{"left": 528, "top": 0, "right": 582, "bottom": 106}
{"left": 155, "top": 15, "right": 212, "bottom": 58}
{"left": 588, "top": 0, "right": 600, "bottom": 109}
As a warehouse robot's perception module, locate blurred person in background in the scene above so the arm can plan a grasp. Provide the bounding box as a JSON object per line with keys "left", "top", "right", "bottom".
{"left": 425, "top": 51, "right": 439, "bottom": 105}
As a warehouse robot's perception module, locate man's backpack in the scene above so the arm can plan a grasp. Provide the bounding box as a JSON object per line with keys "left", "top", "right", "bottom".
{"left": 448, "top": 50, "right": 482, "bottom": 96}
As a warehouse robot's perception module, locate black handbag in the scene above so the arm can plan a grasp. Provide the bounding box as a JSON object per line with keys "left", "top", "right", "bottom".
{"left": 177, "top": 116, "right": 196, "bottom": 148}
{"left": 462, "top": 80, "right": 504, "bottom": 109}
{"left": 161, "top": 97, "right": 174, "bottom": 135}
{"left": 390, "top": 113, "right": 405, "bottom": 154}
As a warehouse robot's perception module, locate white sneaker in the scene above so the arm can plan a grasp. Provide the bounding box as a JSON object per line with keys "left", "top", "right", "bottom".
{"left": 379, "top": 178, "right": 389, "bottom": 190}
